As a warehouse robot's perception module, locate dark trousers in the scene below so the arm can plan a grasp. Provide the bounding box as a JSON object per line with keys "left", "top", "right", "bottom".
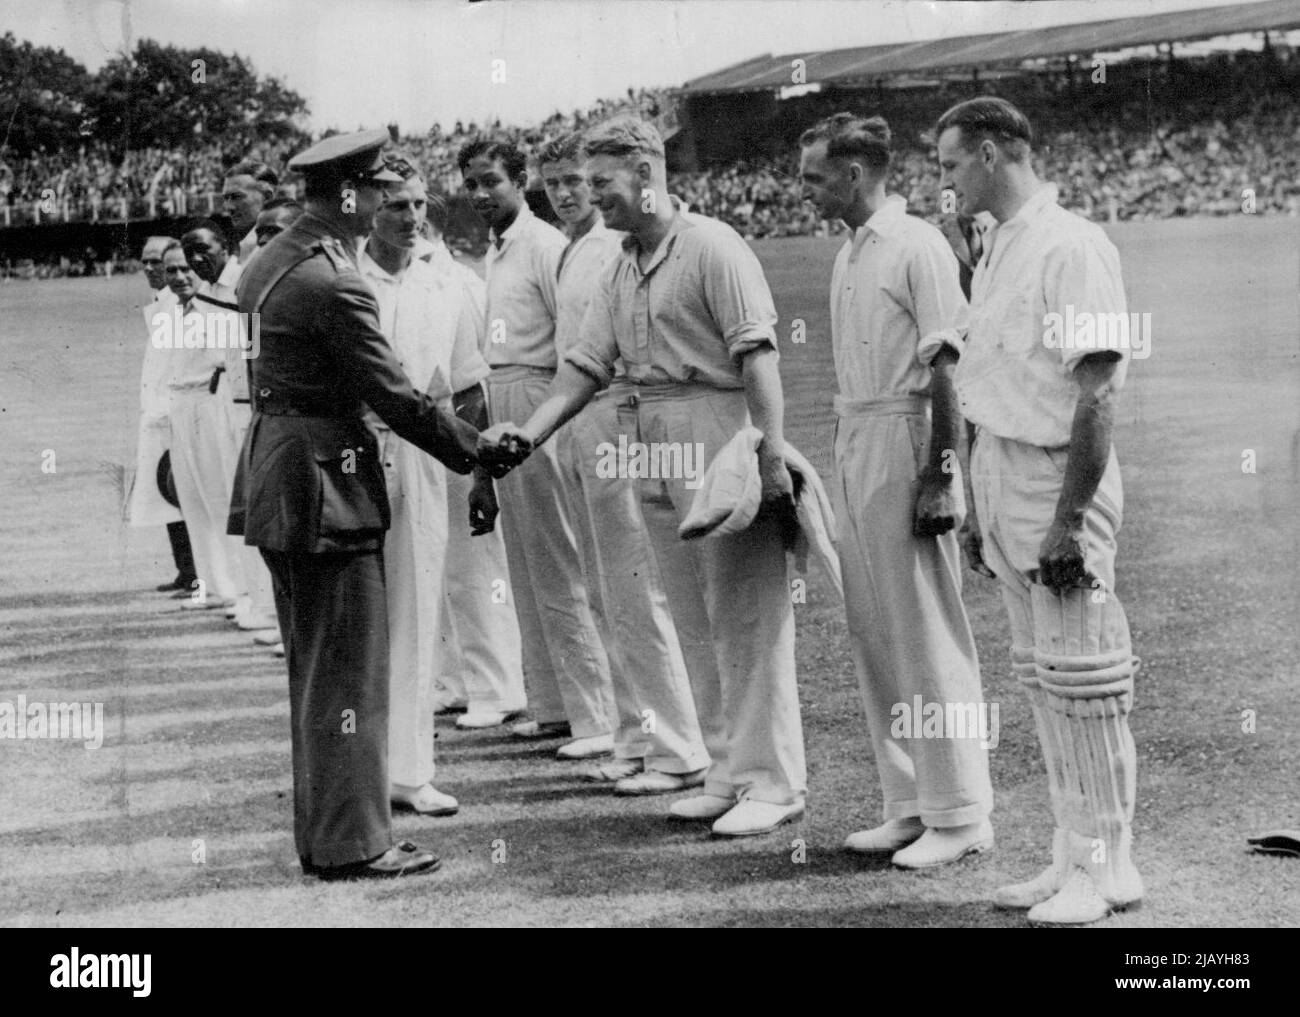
{"left": 261, "top": 548, "right": 392, "bottom": 869}
{"left": 166, "top": 521, "right": 197, "bottom": 583}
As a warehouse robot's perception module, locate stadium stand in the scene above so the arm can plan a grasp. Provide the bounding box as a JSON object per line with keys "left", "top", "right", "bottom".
{"left": 2, "top": 1, "right": 1298, "bottom": 274}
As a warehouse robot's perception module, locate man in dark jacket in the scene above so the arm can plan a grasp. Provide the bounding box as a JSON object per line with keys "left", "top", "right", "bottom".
{"left": 233, "top": 129, "right": 527, "bottom": 881}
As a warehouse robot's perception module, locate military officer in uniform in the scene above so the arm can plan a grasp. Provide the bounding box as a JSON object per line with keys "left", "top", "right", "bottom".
{"left": 232, "top": 129, "right": 528, "bottom": 881}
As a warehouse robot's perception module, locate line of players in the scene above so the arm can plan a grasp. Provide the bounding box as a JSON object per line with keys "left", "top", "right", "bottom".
{"left": 129, "top": 96, "right": 1141, "bottom": 924}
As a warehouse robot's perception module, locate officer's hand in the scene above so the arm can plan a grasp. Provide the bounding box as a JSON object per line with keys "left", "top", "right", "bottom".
{"left": 475, "top": 424, "right": 532, "bottom": 479}
{"left": 1035, "top": 517, "right": 1094, "bottom": 590}
{"left": 913, "top": 466, "right": 959, "bottom": 538}
{"left": 959, "top": 510, "right": 996, "bottom": 579}
{"left": 468, "top": 471, "right": 499, "bottom": 535}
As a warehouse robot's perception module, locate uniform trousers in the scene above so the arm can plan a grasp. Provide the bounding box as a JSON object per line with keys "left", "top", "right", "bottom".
{"left": 261, "top": 547, "right": 392, "bottom": 869}
{"left": 557, "top": 388, "right": 711, "bottom": 773}
{"left": 377, "top": 426, "right": 448, "bottom": 788}
{"left": 438, "top": 466, "right": 527, "bottom": 714}
{"left": 169, "top": 386, "right": 244, "bottom": 602}
{"left": 487, "top": 366, "right": 614, "bottom": 738}
{"left": 832, "top": 395, "right": 993, "bottom": 827}
{"left": 622, "top": 386, "right": 805, "bottom": 805}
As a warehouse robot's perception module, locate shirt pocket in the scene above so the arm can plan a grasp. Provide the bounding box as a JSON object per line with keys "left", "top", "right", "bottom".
{"left": 310, "top": 420, "right": 389, "bottom": 538}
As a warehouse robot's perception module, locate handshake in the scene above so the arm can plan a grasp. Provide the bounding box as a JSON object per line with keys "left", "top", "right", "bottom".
{"left": 473, "top": 422, "right": 534, "bottom": 478}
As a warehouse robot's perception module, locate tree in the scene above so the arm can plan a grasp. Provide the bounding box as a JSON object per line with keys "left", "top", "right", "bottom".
{"left": 85, "top": 39, "right": 310, "bottom": 156}
{"left": 0, "top": 32, "right": 93, "bottom": 156}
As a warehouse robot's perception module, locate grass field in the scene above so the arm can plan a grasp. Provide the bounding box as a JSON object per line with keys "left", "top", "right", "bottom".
{"left": 0, "top": 215, "right": 1297, "bottom": 927}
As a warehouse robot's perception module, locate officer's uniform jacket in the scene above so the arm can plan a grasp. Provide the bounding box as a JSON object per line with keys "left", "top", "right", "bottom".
{"left": 232, "top": 212, "right": 479, "bottom": 554}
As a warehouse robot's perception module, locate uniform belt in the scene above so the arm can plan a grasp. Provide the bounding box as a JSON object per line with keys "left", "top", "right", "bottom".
{"left": 255, "top": 400, "right": 357, "bottom": 418}
{"left": 833, "top": 394, "right": 928, "bottom": 418}
{"left": 617, "top": 381, "right": 737, "bottom": 406}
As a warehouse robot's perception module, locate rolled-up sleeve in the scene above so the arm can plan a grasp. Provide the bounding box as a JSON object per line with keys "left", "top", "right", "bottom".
{"left": 909, "top": 229, "right": 969, "bottom": 366}
{"left": 700, "top": 234, "right": 778, "bottom": 364}
{"left": 1045, "top": 236, "right": 1129, "bottom": 374}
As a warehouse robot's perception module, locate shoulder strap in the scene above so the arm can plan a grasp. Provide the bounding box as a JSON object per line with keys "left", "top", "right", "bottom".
{"left": 244, "top": 245, "right": 320, "bottom": 316}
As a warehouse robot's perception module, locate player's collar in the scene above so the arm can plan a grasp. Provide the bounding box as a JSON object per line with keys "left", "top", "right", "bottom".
{"left": 859, "top": 194, "right": 908, "bottom": 239}
{"left": 356, "top": 237, "right": 411, "bottom": 282}
{"left": 492, "top": 202, "right": 534, "bottom": 250}
{"left": 621, "top": 200, "right": 693, "bottom": 272}
{"left": 1002, "top": 183, "right": 1059, "bottom": 230}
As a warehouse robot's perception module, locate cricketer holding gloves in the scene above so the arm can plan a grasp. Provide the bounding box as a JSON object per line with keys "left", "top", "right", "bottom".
{"left": 936, "top": 97, "right": 1143, "bottom": 924}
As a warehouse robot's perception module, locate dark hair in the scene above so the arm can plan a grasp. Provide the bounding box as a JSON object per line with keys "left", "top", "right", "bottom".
{"left": 457, "top": 139, "right": 528, "bottom": 183}
{"left": 302, "top": 173, "right": 338, "bottom": 202}
{"left": 381, "top": 150, "right": 421, "bottom": 181}
{"left": 934, "top": 97, "right": 1033, "bottom": 160}
{"left": 799, "top": 113, "right": 892, "bottom": 170}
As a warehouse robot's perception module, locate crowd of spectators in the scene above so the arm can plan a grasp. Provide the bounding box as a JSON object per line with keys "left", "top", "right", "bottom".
{"left": 3, "top": 60, "right": 1298, "bottom": 262}
{"left": 0, "top": 137, "right": 298, "bottom": 225}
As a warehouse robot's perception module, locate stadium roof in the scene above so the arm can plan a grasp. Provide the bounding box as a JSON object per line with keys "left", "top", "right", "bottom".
{"left": 679, "top": 0, "right": 1300, "bottom": 95}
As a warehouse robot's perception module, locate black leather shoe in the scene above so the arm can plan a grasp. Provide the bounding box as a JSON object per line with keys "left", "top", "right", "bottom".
{"left": 156, "top": 575, "right": 194, "bottom": 592}
{"left": 1248, "top": 830, "right": 1300, "bottom": 857}
{"left": 305, "top": 841, "right": 441, "bottom": 881}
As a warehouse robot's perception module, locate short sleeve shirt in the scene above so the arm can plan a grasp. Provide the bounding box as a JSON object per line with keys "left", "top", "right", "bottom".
{"left": 565, "top": 208, "right": 778, "bottom": 390}
{"left": 956, "top": 184, "right": 1130, "bottom": 448}
{"left": 830, "top": 194, "right": 968, "bottom": 401}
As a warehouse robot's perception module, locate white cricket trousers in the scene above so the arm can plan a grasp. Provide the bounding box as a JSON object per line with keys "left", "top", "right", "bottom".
{"left": 438, "top": 465, "right": 527, "bottom": 714}
{"left": 832, "top": 395, "right": 993, "bottom": 827}
{"left": 487, "top": 366, "right": 614, "bottom": 738}
{"left": 623, "top": 385, "right": 805, "bottom": 806}
{"left": 378, "top": 426, "right": 449, "bottom": 789}
{"left": 168, "top": 386, "right": 243, "bottom": 602}
{"left": 556, "top": 388, "right": 710, "bottom": 774}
